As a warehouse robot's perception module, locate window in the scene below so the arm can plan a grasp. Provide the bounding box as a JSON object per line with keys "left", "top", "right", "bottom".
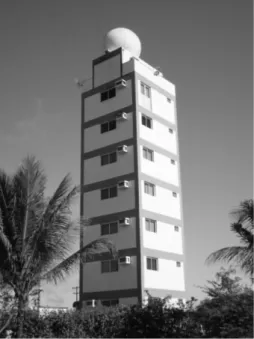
{"left": 167, "top": 98, "right": 172, "bottom": 103}
{"left": 174, "top": 225, "right": 179, "bottom": 232}
{"left": 145, "top": 218, "right": 157, "bottom": 233}
{"left": 144, "top": 182, "right": 155, "bottom": 196}
{"left": 172, "top": 192, "right": 177, "bottom": 198}
{"left": 101, "top": 222, "right": 118, "bottom": 236}
{"left": 141, "top": 82, "right": 151, "bottom": 98}
{"left": 100, "top": 120, "right": 116, "bottom": 134}
{"left": 143, "top": 147, "right": 154, "bottom": 161}
{"left": 169, "top": 128, "right": 174, "bottom": 134}
{"left": 171, "top": 159, "right": 175, "bottom": 165}
{"left": 101, "top": 152, "right": 117, "bottom": 166}
{"left": 101, "top": 186, "right": 117, "bottom": 200}
{"left": 101, "top": 88, "right": 116, "bottom": 102}
{"left": 176, "top": 261, "right": 181, "bottom": 268}
{"left": 101, "top": 259, "right": 118, "bottom": 273}
{"left": 142, "top": 115, "right": 152, "bottom": 129}
{"left": 147, "top": 257, "right": 158, "bottom": 271}
{"left": 101, "top": 299, "right": 119, "bottom": 307}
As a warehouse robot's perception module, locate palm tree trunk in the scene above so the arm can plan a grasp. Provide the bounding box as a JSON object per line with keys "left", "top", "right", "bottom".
{"left": 16, "top": 294, "right": 27, "bottom": 338}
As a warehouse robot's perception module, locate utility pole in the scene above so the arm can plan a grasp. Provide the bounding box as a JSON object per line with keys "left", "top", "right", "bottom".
{"left": 72, "top": 286, "right": 79, "bottom": 301}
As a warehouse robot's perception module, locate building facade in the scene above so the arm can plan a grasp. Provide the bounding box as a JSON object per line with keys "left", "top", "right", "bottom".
{"left": 80, "top": 28, "right": 185, "bottom": 308}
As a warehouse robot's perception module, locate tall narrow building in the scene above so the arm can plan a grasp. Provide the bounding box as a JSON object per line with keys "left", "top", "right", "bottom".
{"left": 80, "top": 28, "right": 185, "bottom": 308}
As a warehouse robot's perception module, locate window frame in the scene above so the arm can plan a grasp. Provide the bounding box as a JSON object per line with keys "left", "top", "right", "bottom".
{"left": 146, "top": 257, "right": 158, "bottom": 271}
{"left": 101, "top": 259, "right": 118, "bottom": 273}
{"left": 141, "top": 114, "right": 152, "bottom": 129}
{"left": 100, "top": 119, "right": 116, "bottom": 134}
{"left": 101, "top": 87, "right": 116, "bottom": 102}
{"left": 101, "top": 152, "right": 117, "bottom": 166}
{"left": 143, "top": 147, "right": 154, "bottom": 162}
{"left": 141, "top": 82, "right": 151, "bottom": 98}
{"left": 101, "top": 222, "right": 118, "bottom": 236}
{"left": 144, "top": 182, "right": 156, "bottom": 196}
{"left": 145, "top": 218, "right": 157, "bottom": 233}
{"left": 101, "top": 186, "right": 117, "bottom": 200}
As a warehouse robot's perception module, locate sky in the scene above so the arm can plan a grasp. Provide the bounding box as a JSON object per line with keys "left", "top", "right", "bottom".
{"left": 0, "top": 0, "right": 252, "bottom": 308}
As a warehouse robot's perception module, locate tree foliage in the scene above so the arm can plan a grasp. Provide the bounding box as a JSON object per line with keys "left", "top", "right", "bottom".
{"left": 0, "top": 156, "right": 116, "bottom": 337}
{"left": 206, "top": 199, "right": 253, "bottom": 278}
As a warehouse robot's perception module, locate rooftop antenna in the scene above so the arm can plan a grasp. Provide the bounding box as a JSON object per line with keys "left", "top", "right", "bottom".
{"left": 74, "top": 77, "right": 92, "bottom": 89}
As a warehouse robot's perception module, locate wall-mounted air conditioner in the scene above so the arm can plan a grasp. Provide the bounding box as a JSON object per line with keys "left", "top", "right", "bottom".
{"left": 117, "top": 145, "right": 128, "bottom": 153}
{"left": 115, "top": 79, "right": 127, "bottom": 89}
{"left": 116, "top": 112, "right": 128, "bottom": 120}
{"left": 118, "top": 180, "right": 129, "bottom": 189}
{"left": 119, "top": 256, "right": 131, "bottom": 265}
{"left": 118, "top": 218, "right": 130, "bottom": 226}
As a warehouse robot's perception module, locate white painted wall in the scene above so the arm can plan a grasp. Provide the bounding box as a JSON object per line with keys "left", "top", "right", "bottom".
{"left": 84, "top": 146, "right": 134, "bottom": 185}
{"left": 142, "top": 218, "right": 183, "bottom": 254}
{"left": 83, "top": 180, "right": 136, "bottom": 218}
{"left": 143, "top": 257, "right": 185, "bottom": 291}
{"left": 151, "top": 89, "right": 175, "bottom": 124}
{"left": 141, "top": 181, "right": 181, "bottom": 220}
{"left": 140, "top": 146, "right": 179, "bottom": 186}
{"left": 82, "top": 217, "right": 136, "bottom": 250}
{"left": 84, "top": 113, "right": 133, "bottom": 152}
{"left": 82, "top": 257, "right": 137, "bottom": 292}
{"left": 134, "top": 59, "right": 175, "bottom": 96}
{"left": 85, "top": 80, "right": 132, "bottom": 122}
{"left": 94, "top": 54, "right": 121, "bottom": 87}
{"left": 139, "top": 113, "right": 177, "bottom": 154}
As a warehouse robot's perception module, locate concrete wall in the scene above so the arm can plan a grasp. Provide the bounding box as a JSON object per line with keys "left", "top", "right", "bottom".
{"left": 139, "top": 113, "right": 177, "bottom": 154}
{"left": 143, "top": 257, "right": 185, "bottom": 291}
{"left": 84, "top": 80, "right": 132, "bottom": 122}
{"left": 82, "top": 257, "right": 138, "bottom": 292}
{"left": 142, "top": 218, "right": 183, "bottom": 254}
{"left": 84, "top": 112, "right": 134, "bottom": 152}
{"left": 84, "top": 145, "right": 134, "bottom": 185}
{"left": 83, "top": 180, "right": 136, "bottom": 218}
{"left": 141, "top": 180, "right": 181, "bottom": 220}
{"left": 94, "top": 54, "right": 121, "bottom": 87}
{"left": 82, "top": 217, "right": 137, "bottom": 250}
{"left": 140, "top": 145, "right": 179, "bottom": 186}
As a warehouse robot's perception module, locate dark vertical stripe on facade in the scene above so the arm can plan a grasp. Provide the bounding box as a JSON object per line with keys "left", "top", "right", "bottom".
{"left": 132, "top": 73, "right": 143, "bottom": 304}
{"left": 79, "top": 94, "right": 85, "bottom": 304}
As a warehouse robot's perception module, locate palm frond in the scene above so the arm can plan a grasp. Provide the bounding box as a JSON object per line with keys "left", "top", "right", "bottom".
{"left": 206, "top": 246, "right": 253, "bottom": 275}
{"left": 41, "top": 238, "right": 117, "bottom": 284}
{"left": 230, "top": 199, "right": 253, "bottom": 231}
{"left": 230, "top": 222, "right": 253, "bottom": 247}
{"left": 0, "top": 209, "right": 12, "bottom": 261}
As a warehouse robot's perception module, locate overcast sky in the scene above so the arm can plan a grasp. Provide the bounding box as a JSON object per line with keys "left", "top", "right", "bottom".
{"left": 0, "top": 0, "right": 252, "bottom": 307}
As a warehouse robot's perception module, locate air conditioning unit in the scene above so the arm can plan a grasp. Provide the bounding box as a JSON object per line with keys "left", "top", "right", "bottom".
{"left": 117, "top": 145, "right": 128, "bottom": 153}
{"left": 118, "top": 218, "right": 130, "bottom": 226}
{"left": 86, "top": 300, "right": 97, "bottom": 307}
{"left": 116, "top": 112, "right": 128, "bottom": 120}
{"left": 118, "top": 180, "right": 129, "bottom": 189}
{"left": 119, "top": 256, "right": 131, "bottom": 264}
{"left": 115, "top": 79, "right": 127, "bottom": 88}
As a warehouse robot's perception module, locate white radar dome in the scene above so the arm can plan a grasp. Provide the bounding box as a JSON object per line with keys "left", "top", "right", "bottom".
{"left": 104, "top": 28, "right": 141, "bottom": 58}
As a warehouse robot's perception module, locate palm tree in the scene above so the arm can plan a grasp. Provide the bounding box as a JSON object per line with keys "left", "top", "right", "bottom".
{"left": 0, "top": 156, "right": 116, "bottom": 338}
{"left": 206, "top": 199, "right": 253, "bottom": 279}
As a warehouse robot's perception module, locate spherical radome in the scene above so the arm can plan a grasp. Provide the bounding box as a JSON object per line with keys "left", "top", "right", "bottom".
{"left": 104, "top": 28, "right": 141, "bottom": 58}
